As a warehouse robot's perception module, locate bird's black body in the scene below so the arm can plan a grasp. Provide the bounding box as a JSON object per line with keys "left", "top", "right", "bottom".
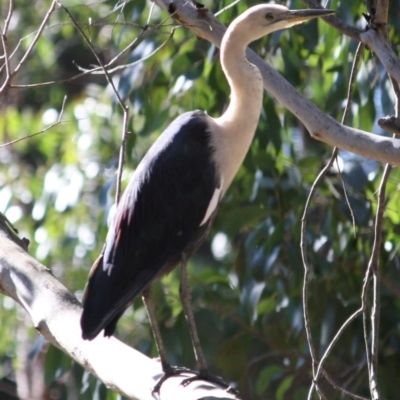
{"left": 81, "top": 110, "right": 221, "bottom": 340}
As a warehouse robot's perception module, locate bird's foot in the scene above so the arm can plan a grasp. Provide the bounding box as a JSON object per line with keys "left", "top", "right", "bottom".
{"left": 152, "top": 364, "right": 197, "bottom": 398}
{"left": 181, "top": 368, "right": 239, "bottom": 395}
{"left": 152, "top": 366, "right": 238, "bottom": 398}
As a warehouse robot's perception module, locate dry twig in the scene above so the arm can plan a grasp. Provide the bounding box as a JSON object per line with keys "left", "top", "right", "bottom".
{"left": 56, "top": 1, "right": 130, "bottom": 204}
{"left": 0, "top": 96, "right": 68, "bottom": 149}
{"left": 304, "top": 42, "right": 365, "bottom": 400}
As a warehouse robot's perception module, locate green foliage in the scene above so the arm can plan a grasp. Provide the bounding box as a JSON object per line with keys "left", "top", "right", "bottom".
{"left": 1, "top": 0, "right": 400, "bottom": 399}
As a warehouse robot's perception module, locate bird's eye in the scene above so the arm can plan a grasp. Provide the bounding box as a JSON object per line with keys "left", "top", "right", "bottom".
{"left": 265, "top": 13, "right": 274, "bottom": 20}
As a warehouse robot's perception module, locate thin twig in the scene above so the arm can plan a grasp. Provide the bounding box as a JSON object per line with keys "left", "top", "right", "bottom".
{"left": 361, "top": 264, "right": 372, "bottom": 395}
{"left": 1, "top": 0, "right": 14, "bottom": 36}
{"left": 146, "top": 1, "right": 156, "bottom": 27}
{"left": 115, "top": 111, "right": 130, "bottom": 204}
{"left": 10, "top": 1, "right": 57, "bottom": 79}
{"left": 304, "top": 42, "right": 365, "bottom": 399}
{"left": 9, "top": 30, "right": 151, "bottom": 88}
{"left": 362, "top": 53, "right": 400, "bottom": 399}
{"left": 0, "top": 0, "right": 14, "bottom": 92}
{"left": 302, "top": 153, "right": 337, "bottom": 400}
{"left": 0, "top": 96, "right": 68, "bottom": 148}
{"left": 56, "top": 1, "right": 130, "bottom": 205}
{"left": 0, "top": 20, "right": 151, "bottom": 73}
{"left": 314, "top": 308, "right": 363, "bottom": 383}
{"left": 215, "top": 0, "right": 242, "bottom": 17}
{"left": 367, "top": 163, "right": 391, "bottom": 400}
{"left": 10, "top": 25, "right": 174, "bottom": 88}
{"left": 0, "top": 0, "right": 57, "bottom": 93}
{"left": 57, "top": 2, "right": 124, "bottom": 106}
{"left": 335, "top": 159, "right": 356, "bottom": 235}
{"left": 0, "top": 34, "right": 11, "bottom": 93}
{"left": 389, "top": 75, "right": 400, "bottom": 108}
{"left": 364, "top": 54, "right": 399, "bottom": 400}
{"left": 321, "top": 370, "right": 370, "bottom": 400}
{"left": 74, "top": 27, "right": 175, "bottom": 75}
{"left": 0, "top": 30, "right": 39, "bottom": 73}
{"left": 334, "top": 42, "right": 365, "bottom": 237}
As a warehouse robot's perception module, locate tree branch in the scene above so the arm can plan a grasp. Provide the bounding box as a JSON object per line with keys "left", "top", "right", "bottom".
{"left": 360, "top": 28, "right": 400, "bottom": 83}
{"left": 304, "top": 41, "right": 364, "bottom": 399}
{"left": 374, "top": 0, "right": 389, "bottom": 25}
{"left": 300, "top": 0, "right": 362, "bottom": 40}
{"left": 0, "top": 215, "right": 238, "bottom": 400}
{"left": 152, "top": 0, "right": 400, "bottom": 167}
{"left": 0, "top": 0, "right": 57, "bottom": 95}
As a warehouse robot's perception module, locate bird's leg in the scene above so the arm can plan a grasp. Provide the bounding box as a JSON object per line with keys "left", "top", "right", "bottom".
{"left": 142, "top": 287, "right": 170, "bottom": 371}
{"left": 142, "top": 286, "right": 195, "bottom": 396}
{"left": 179, "top": 254, "right": 208, "bottom": 372}
{"left": 179, "top": 255, "right": 237, "bottom": 394}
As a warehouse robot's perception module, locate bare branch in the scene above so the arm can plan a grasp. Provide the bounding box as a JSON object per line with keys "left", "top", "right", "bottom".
{"left": 0, "top": 33, "right": 11, "bottom": 93}
{"left": 1, "top": 0, "right": 14, "bottom": 37}
{"left": 301, "top": 149, "right": 338, "bottom": 400}
{"left": 76, "top": 28, "right": 175, "bottom": 75}
{"left": 360, "top": 28, "right": 400, "bottom": 84}
{"left": 56, "top": 1, "right": 130, "bottom": 204}
{"left": 364, "top": 29, "right": 396, "bottom": 393}
{"left": 152, "top": 0, "right": 400, "bottom": 167}
{"left": 0, "top": 1, "right": 57, "bottom": 94}
{"left": 314, "top": 308, "right": 363, "bottom": 385}
{"left": 9, "top": 1, "right": 57, "bottom": 80}
{"left": 303, "top": 38, "right": 365, "bottom": 399}
{"left": 368, "top": 164, "right": 391, "bottom": 400}
{"left": 321, "top": 372, "right": 370, "bottom": 400}
{"left": 374, "top": 0, "right": 389, "bottom": 25}
{"left": 0, "top": 0, "right": 13, "bottom": 93}
{"left": 8, "top": 26, "right": 174, "bottom": 90}
{"left": 215, "top": 0, "right": 242, "bottom": 17}
{"left": 0, "top": 215, "right": 239, "bottom": 400}
{"left": 0, "top": 96, "right": 68, "bottom": 148}
{"left": 336, "top": 42, "right": 366, "bottom": 235}
{"left": 56, "top": 2, "right": 125, "bottom": 109}
{"left": 115, "top": 111, "right": 130, "bottom": 204}
{"left": 8, "top": 29, "right": 151, "bottom": 88}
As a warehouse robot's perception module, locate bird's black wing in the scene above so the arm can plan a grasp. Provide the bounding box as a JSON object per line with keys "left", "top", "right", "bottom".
{"left": 81, "top": 111, "right": 220, "bottom": 339}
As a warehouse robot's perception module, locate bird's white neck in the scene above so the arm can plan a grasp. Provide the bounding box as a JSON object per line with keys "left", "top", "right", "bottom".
{"left": 212, "top": 22, "right": 264, "bottom": 193}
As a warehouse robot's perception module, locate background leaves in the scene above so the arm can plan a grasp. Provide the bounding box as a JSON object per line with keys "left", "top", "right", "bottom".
{"left": 1, "top": 0, "right": 400, "bottom": 399}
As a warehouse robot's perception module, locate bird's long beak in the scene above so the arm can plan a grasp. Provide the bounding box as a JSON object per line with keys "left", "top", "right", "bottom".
{"left": 284, "top": 8, "right": 335, "bottom": 25}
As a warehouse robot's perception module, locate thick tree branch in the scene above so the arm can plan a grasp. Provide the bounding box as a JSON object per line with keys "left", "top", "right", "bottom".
{"left": 0, "top": 215, "right": 238, "bottom": 400}
{"left": 153, "top": 0, "right": 400, "bottom": 167}
{"left": 360, "top": 28, "right": 400, "bottom": 83}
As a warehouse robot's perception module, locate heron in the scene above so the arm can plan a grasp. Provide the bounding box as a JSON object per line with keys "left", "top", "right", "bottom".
{"left": 81, "top": 3, "right": 333, "bottom": 390}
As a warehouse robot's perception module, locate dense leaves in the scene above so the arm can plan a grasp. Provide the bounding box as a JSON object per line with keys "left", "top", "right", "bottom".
{"left": 1, "top": 0, "right": 400, "bottom": 399}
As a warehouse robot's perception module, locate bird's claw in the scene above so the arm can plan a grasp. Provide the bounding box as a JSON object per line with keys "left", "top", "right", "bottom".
{"left": 152, "top": 365, "right": 197, "bottom": 398}
{"left": 152, "top": 366, "right": 239, "bottom": 398}
{"left": 180, "top": 369, "right": 239, "bottom": 395}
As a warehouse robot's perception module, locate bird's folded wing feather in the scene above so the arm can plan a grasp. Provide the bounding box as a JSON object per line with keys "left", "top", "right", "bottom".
{"left": 81, "top": 111, "right": 221, "bottom": 339}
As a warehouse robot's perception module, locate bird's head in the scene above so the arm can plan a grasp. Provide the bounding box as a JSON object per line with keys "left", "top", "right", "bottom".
{"left": 229, "top": 4, "right": 335, "bottom": 43}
